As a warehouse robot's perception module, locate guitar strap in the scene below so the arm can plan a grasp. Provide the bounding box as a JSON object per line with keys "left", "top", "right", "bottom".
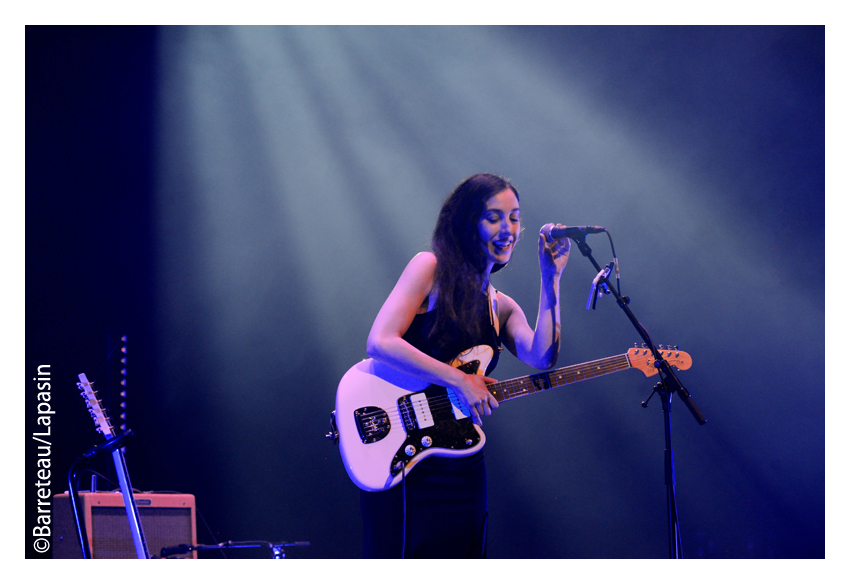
{"left": 487, "top": 283, "right": 499, "bottom": 338}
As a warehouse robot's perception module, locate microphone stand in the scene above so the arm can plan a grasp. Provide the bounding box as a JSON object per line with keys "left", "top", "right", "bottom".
{"left": 159, "top": 540, "right": 311, "bottom": 559}
{"left": 570, "top": 234, "right": 706, "bottom": 559}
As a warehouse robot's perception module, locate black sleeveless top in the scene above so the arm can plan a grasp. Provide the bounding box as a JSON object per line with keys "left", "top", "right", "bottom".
{"left": 401, "top": 292, "right": 501, "bottom": 374}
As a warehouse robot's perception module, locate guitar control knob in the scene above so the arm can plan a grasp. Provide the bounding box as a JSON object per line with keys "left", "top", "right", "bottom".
{"left": 404, "top": 445, "right": 416, "bottom": 457}
{"left": 421, "top": 436, "right": 433, "bottom": 448}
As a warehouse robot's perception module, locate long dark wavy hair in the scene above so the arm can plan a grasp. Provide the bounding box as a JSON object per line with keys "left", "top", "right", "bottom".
{"left": 426, "top": 173, "right": 519, "bottom": 355}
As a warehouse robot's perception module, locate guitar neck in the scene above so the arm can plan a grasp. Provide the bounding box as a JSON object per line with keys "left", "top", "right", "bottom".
{"left": 112, "top": 448, "right": 149, "bottom": 558}
{"left": 77, "top": 373, "right": 149, "bottom": 559}
{"left": 488, "top": 353, "right": 631, "bottom": 402}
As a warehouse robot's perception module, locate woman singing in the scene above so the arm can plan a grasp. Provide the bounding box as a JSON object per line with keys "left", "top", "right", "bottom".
{"left": 361, "top": 173, "right": 571, "bottom": 558}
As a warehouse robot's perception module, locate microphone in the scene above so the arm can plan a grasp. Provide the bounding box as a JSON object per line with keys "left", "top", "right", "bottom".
{"left": 541, "top": 223, "right": 606, "bottom": 242}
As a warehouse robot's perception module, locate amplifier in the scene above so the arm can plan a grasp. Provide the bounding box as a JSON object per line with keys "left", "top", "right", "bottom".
{"left": 53, "top": 492, "right": 197, "bottom": 559}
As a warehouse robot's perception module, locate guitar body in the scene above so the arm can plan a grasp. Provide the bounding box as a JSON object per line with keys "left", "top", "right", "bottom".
{"left": 335, "top": 346, "right": 493, "bottom": 492}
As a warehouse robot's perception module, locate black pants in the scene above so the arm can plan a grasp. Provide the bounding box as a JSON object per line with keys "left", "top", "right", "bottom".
{"left": 360, "top": 451, "right": 488, "bottom": 558}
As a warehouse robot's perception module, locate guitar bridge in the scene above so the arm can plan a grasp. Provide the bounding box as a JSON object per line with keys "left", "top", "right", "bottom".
{"left": 353, "top": 406, "right": 391, "bottom": 444}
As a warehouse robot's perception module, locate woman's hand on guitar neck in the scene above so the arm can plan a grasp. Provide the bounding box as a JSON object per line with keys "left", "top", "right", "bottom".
{"left": 450, "top": 372, "right": 499, "bottom": 426}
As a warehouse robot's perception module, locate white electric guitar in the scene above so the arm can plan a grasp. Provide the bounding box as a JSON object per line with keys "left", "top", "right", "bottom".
{"left": 78, "top": 373, "right": 150, "bottom": 559}
{"left": 333, "top": 345, "right": 692, "bottom": 492}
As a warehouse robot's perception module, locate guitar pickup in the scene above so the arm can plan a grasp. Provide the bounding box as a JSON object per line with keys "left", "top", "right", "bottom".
{"left": 398, "top": 392, "right": 435, "bottom": 431}
{"left": 409, "top": 393, "right": 434, "bottom": 429}
{"left": 448, "top": 391, "right": 470, "bottom": 419}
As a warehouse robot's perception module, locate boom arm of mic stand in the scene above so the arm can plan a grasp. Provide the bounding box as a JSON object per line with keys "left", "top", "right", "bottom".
{"left": 656, "top": 361, "right": 707, "bottom": 425}
{"left": 572, "top": 234, "right": 706, "bottom": 426}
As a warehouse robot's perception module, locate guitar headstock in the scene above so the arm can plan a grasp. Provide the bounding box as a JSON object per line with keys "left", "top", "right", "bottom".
{"left": 627, "top": 346, "right": 692, "bottom": 377}
{"left": 77, "top": 373, "right": 115, "bottom": 439}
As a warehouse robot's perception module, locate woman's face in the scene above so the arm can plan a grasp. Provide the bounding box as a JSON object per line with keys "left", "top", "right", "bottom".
{"left": 478, "top": 188, "right": 521, "bottom": 268}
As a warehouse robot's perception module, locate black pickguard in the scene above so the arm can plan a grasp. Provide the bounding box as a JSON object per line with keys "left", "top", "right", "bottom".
{"left": 389, "top": 361, "right": 482, "bottom": 476}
